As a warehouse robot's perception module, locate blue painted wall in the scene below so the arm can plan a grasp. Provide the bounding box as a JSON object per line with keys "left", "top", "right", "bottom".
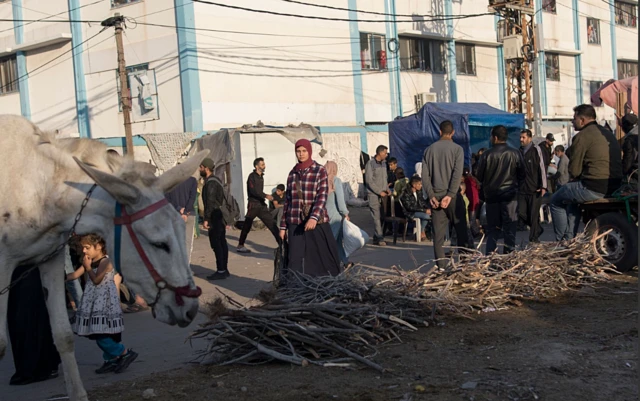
{"left": 175, "top": 0, "right": 203, "bottom": 132}
{"left": 445, "top": 0, "right": 457, "bottom": 102}
{"left": 347, "top": 0, "right": 367, "bottom": 152}
{"left": 384, "top": 0, "right": 402, "bottom": 119}
{"left": 534, "top": 6, "right": 548, "bottom": 115}
{"left": 494, "top": 16, "right": 506, "bottom": 111}
{"left": 11, "top": 0, "right": 31, "bottom": 119}
{"left": 68, "top": 0, "right": 91, "bottom": 138}
{"left": 572, "top": 0, "right": 583, "bottom": 105}
{"left": 609, "top": 2, "right": 618, "bottom": 79}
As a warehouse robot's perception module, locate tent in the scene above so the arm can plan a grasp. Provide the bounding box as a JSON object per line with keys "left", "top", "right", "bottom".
{"left": 591, "top": 76, "right": 638, "bottom": 115}
{"left": 389, "top": 103, "right": 525, "bottom": 176}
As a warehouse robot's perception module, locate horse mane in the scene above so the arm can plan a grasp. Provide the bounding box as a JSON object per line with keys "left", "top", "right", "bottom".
{"left": 37, "top": 130, "right": 158, "bottom": 187}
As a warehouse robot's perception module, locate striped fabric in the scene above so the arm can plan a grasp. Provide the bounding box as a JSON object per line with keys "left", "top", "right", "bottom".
{"left": 280, "top": 161, "right": 329, "bottom": 229}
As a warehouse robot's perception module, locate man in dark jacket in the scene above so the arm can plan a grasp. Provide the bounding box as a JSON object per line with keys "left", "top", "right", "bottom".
{"left": 476, "top": 125, "right": 526, "bottom": 255}
{"left": 400, "top": 176, "right": 431, "bottom": 240}
{"left": 201, "top": 158, "right": 229, "bottom": 280}
{"left": 165, "top": 174, "right": 198, "bottom": 260}
{"left": 518, "top": 129, "right": 548, "bottom": 243}
{"left": 550, "top": 105, "right": 623, "bottom": 240}
{"left": 621, "top": 113, "right": 638, "bottom": 175}
{"left": 237, "top": 157, "right": 281, "bottom": 253}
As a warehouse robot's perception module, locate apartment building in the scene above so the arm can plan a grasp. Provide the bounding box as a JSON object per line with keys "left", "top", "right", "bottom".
{"left": 0, "top": 0, "right": 636, "bottom": 155}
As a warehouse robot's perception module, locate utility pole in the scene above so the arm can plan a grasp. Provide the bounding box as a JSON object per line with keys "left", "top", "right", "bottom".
{"left": 102, "top": 13, "right": 134, "bottom": 157}
{"left": 489, "top": 1, "right": 537, "bottom": 128}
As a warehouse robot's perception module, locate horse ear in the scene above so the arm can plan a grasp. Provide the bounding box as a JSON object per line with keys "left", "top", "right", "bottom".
{"left": 74, "top": 157, "right": 141, "bottom": 205}
{"left": 154, "top": 150, "right": 210, "bottom": 194}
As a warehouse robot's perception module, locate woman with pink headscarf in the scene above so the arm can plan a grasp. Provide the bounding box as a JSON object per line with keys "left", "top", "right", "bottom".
{"left": 325, "top": 161, "right": 352, "bottom": 268}
{"left": 279, "top": 140, "right": 341, "bottom": 277}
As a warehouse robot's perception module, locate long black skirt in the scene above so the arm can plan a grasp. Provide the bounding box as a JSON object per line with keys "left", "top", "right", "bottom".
{"left": 286, "top": 223, "right": 342, "bottom": 277}
{"left": 7, "top": 265, "right": 61, "bottom": 385}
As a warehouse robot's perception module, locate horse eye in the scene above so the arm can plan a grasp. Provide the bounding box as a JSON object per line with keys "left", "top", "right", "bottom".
{"left": 151, "top": 242, "right": 170, "bottom": 253}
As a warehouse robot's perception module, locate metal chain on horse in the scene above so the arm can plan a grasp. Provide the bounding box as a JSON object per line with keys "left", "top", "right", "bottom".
{"left": 0, "top": 184, "right": 98, "bottom": 296}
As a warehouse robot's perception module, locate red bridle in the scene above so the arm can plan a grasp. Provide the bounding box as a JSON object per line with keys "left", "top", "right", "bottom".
{"left": 113, "top": 198, "right": 202, "bottom": 307}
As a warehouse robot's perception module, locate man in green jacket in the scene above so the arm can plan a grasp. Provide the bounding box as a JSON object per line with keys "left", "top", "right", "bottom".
{"left": 550, "top": 105, "right": 623, "bottom": 241}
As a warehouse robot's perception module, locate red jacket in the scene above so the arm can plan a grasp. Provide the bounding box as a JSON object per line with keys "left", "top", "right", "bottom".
{"left": 464, "top": 176, "right": 480, "bottom": 213}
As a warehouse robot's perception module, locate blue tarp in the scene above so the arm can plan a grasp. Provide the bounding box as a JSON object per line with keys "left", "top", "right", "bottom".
{"left": 389, "top": 102, "right": 525, "bottom": 176}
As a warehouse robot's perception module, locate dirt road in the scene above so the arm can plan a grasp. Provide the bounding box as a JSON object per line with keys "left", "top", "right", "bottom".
{"left": 91, "top": 274, "right": 638, "bottom": 401}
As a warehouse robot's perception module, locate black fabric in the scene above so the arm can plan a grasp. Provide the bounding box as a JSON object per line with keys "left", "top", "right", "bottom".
{"left": 485, "top": 200, "right": 518, "bottom": 255}
{"left": 476, "top": 143, "right": 526, "bottom": 203}
{"left": 270, "top": 192, "right": 284, "bottom": 211}
{"left": 238, "top": 202, "right": 281, "bottom": 246}
{"left": 622, "top": 133, "right": 638, "bottom": 175}
{"left": 518, "top": 192, "right": 544, "bottom": 242}
{"left": 7, "top": 265, "right": 60, "bottom": 386}
{"left": 208, "top": 211, "right": 229, "bottom": 272}
{"left": 520, "top": 144, "right": 546, "bottom": 194}
{"left": 164, "top": 177, "right": 197, "bottom": 215}
{"left": 202, "top": 175, "right": 225, "bottom": 223}
{"left": 538, "top": 142, "right": 552, "bottom": 168}
{"left": 400, "top": 190, "right": 429, "bottom": 219}
{"left": 431, "top": 193, "right": 471, "bottom": 269}
{"left": 286, "top": 223, "right": 341, "bottom": 277}
{"left": 247, "top": 171, "right": 267, "bottom": 204}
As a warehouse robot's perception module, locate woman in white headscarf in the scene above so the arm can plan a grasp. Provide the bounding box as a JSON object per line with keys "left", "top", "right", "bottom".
{"left": 325, "top": 161, "right": 351, "bottom": 267}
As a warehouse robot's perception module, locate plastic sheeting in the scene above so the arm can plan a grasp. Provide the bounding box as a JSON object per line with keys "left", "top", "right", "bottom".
{"left": 389, "top": 103, "right": 525, "bottom": 176}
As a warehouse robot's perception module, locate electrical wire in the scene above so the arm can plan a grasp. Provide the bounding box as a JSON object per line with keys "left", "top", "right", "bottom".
{"left": 4, "top": 28, "right": 109, "bottom": 89}
{"left": 278, "top": 0, "right": 495, "bottom": 19}
{"left": 191, "top": 0, "right": 497, "bottom": 23}
{"left": 0, "top": 0, "right": 103, "bottom": 34}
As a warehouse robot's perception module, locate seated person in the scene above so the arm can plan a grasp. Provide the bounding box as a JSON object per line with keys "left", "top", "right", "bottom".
{"left": 270, "top": 184, "right": 286, "bottom": 225}
{"left": 393, "top": 167, "right": 409, "bottom": 197}
{"left": 550, "top": 105, "right": 623, "bottom": 241}
{"left": 400, "top": 176, "right": 431, "bottom": 241}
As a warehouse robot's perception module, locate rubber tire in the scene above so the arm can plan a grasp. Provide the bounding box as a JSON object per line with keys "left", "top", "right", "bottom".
{"left": 585, "top": 212, "right": 638, "bottom": 272}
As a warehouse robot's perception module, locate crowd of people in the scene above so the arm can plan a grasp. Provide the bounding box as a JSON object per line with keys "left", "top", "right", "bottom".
{"left": 362, "top": 104, "right": 634, "bottom": 265}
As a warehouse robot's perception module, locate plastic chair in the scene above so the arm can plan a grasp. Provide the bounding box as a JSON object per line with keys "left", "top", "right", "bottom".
{"left": 397, "top": 197, "right": 422, "bottom": 243}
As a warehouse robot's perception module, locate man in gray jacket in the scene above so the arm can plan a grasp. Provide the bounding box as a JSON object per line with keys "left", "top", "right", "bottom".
{"left": 422, "top": 121, "right": 471, "bottom": 268}
{"left": 365, "top": 145, "right": 391, "bottom": 246}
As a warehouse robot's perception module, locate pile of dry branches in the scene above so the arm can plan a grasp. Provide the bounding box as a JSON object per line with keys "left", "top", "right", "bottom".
{"left": 191, "top": 233, "right": 617, "bottom": 371}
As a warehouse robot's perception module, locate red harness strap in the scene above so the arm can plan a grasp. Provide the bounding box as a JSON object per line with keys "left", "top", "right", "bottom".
{"left": 114, "top": 198, "right": 202, "bottom": 306}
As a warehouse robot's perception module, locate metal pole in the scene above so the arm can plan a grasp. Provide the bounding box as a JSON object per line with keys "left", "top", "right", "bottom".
{"left": 114, "top": 13, "right": 134, "bottom": 157}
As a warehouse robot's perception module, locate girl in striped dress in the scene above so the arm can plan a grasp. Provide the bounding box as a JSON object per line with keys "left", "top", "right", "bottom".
{"left": 69, "top": 234, "right": 137, "bottom": 374}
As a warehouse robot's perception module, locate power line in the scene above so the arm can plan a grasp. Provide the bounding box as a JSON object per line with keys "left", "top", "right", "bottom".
{"left": 5, "top": 28, "right": 109, "bottom": 89}
{"left": 192, "top": 0, "right": 496, "bottom": 23}
{"left": 135, "top": 21, "right": 355, "bottom": 39}
{"left": 0, "top": 0, "right": 103, "bottom": 34}
{"left": 278, "top": 0, "right": 494, "bottom": 19}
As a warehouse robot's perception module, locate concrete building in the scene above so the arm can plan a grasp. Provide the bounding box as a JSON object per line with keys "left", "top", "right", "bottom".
{"left": 0, "top": 0, "right": 637, "bottom": 206}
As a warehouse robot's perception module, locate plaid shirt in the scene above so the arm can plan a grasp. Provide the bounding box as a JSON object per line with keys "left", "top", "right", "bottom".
{"left": 280, "top": 161, "right": 329, "bottom": 229}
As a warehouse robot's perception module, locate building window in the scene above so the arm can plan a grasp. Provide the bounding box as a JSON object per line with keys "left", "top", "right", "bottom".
{"left": 589, "top": 81, "right": 603, "bottom": 98}
{"left": 615, "top": 1, "right": 637, "bottom": 28}
{"left": 542, "top": 0, "right": 556, "bottom": 13}
{"left": 398, "top": 36, "right": 446, "bottom": 73}
{"left": 587, "top": 18, "right": 600, "bottom": 45}
{"left": 545, "top": 53, "right": 560, "bottom": 81}
{"left": 0, "top": 55, "right": 18, "bottom": 95}
{"left": 360, "top": 33, "right": 386, "bottom": 70}
{"left": 111, "top": 0, "right": 142, "bottom": 7}
{"left": 618, "top": 60, "right": 638, "bottom": 79}
{"left": 455, "top": 43, "right": 476, "bottom": 75}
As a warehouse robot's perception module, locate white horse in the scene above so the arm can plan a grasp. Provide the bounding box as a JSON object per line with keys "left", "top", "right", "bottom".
{"left": 0, "top": 115, "right": 208, "bottom": 401}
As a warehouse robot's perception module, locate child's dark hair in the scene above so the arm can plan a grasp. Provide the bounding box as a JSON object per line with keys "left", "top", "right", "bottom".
{"left": 410, "top": 176, "right": 421, "bottom": 186}
{"left": 80, "top": 233, "right": 106, "bottom": 251}
{"left": 276, "top": 184, "right": 285, "bottom": 191}
{"left": 395, "top": 167, "right": 405, "bottom": 180}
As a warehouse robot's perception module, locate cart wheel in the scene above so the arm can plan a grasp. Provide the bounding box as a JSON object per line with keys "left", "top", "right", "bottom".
{"left": 585, "top": 212, "right": 638, "bottom": 272}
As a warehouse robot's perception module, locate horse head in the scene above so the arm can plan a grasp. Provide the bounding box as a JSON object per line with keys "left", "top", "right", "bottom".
{"left": 74, "top": 150, "right": 209, "bottom": 327}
